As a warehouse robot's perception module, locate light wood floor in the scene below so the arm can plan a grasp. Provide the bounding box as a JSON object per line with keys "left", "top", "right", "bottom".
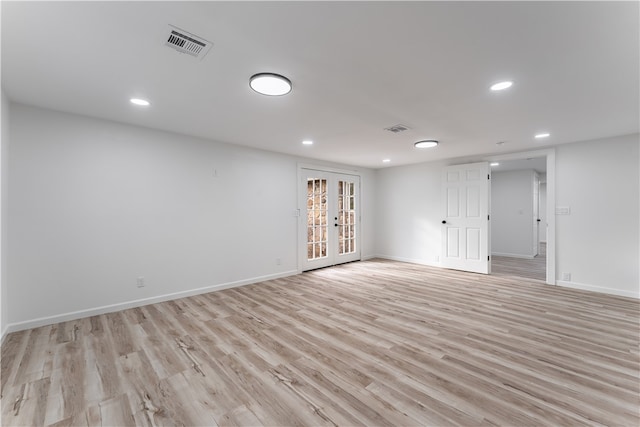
{"left": 492, "top": 243, "right": 547, "bottom": 281}
{"left": 2, "top": 259, "right": 638, "bottom": 426}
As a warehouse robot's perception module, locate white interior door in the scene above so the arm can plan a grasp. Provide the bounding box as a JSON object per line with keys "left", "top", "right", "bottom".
{"left": 300, "top": 169, "right": 361, "bottom": 271}
{"left": 441, "top": 162, "right": 490, "bottom": 274}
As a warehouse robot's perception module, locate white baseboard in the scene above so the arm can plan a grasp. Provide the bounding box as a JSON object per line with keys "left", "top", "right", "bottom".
{"left": 1, "top": 325, "right": 8, "bottom": 345}
{"left": 374, "top": 254, "right": 441, "bottom": 268}
{"left": 556, "top": 280, "right": 639, "bottom": 299}
{"left": 491, "top": 252, "right": 535, "bottom": 259}
{"left": 3, "top": 270, "right": 298, "bottom": 336}
{"left": 4, "top": 267, "right": 635, "bottom": 341}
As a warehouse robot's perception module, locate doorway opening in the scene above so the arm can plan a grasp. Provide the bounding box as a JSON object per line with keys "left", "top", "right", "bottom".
{"left": 487, "top": 151, "right": 555, "bottom": 284}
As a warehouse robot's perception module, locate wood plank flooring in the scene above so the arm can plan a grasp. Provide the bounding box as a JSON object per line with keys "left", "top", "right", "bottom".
{"left": 492, "top": 243, "right": 547, "bottom": 281}
{"left": 2, "top": 259, "right": 638, "bottom": 426}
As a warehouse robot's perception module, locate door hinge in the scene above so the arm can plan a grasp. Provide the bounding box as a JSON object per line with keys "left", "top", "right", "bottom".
{"left": 488, "top": 256, "right": 490, "bottom": 261}
{"left": 488, "top": 214, "right": 490, "bottom": 220}
{"left": 487, "top": 174, "right": 490, "bottom": 180}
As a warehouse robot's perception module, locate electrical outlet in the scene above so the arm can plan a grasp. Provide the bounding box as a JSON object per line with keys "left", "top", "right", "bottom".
{"left": 137, "top": 276, "right": 145, "bottom": 287}
{"left": 562, "top": 273, "right": 571, "bottom": 281}
{"left": 434, "top": 255, "right": 440, "bottom": 262}
{"left": 276, "top": 258, "right": 282, "bottom": 265}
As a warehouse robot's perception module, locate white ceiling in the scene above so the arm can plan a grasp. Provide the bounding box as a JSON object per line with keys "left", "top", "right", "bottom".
{"left": 2, "top": 1, "right": 638, "bottom": 169}
{"left": 491, "top": 157, "right": 547, "bottom": 174}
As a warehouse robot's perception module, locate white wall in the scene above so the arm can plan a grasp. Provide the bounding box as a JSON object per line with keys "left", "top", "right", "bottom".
{"left": 376, "top": 133, "right": 639, "bottom": 298}
{"left": 5, "top": 103, "right": 375, "bottom": 330}
{"left": 374, "top": 161, "right": 445, "bottom": 266}
{"left": 491, "top": 169, "right": 535, "bottom": 258}
{"left": 1, "top": 90, "right": 9, "bottom": 339}
{"left": 555, "top": 134, "right": 639, "bottom": 297}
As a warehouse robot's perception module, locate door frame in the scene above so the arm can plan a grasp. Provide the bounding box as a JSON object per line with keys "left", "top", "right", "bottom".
{"left": 297, "top": 163, "right": 362, "bottom": 273}
{"left": 483, "top": 149, "right": 556, "bottom": 285}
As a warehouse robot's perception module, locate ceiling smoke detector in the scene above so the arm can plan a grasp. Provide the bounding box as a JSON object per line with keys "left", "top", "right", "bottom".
{"left": 164, "top": 25, "right": 212, "bottom": 60}
{"left": 384, "top": 124, "right": 410, "bottom": 134}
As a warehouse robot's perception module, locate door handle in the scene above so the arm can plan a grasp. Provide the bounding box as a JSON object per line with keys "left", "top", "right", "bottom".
{"left": 334, "top": 223, "right": 339, "bottom": 227}
{"left": 442, "top": 220, "right": 447, "bottom": 224}
{"left": 537, "top": 219, "right": 541, "bottom": 222}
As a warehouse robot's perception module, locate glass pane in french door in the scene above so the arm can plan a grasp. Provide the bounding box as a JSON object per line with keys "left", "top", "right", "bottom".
{"left": 306, "top": 178, "right": 327, "bottom": 260}
{"left": 338, "top": 180, "right": 356, "bottom": 255}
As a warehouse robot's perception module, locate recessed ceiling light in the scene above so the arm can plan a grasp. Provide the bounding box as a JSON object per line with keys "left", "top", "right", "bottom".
{"left": 490, "top": 81, "right": 513, "bottom": 91}
{"left": 382, "top": 159, "right": 391, "bottom": 163}
{"left": 490, "top": 162, "right": 500, "bottom": 167}
{"left": 302, "top": 140, "right": 313, "bottom": 145}
{"left": 535, "top": 132, "right": 550, "bottom": 139}
{"left": 130, "top": 98, "right": 150, "bottom": 106}
{"left": 496, "top": 141, "right": 506, "bottom": 146}
{"left": 414, "top": 140, "right": 438, "bottom": 149}
{"left": 249, "top": 73, "right": 292, "bottom": 96}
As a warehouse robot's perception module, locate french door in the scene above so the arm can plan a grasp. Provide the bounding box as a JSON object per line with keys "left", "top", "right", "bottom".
{"left": 300, "top": 169, "right": 361, "bottom": 271}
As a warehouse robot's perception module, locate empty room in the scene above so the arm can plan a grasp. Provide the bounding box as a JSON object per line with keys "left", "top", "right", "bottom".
{"left": 1, "top": 1, "right": 638, "bottom": 426}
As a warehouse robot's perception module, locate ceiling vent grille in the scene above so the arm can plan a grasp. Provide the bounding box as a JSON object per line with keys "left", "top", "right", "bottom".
{"left": 164, "top": 25, "right": 212, "bottom": 60}
{"left": 384, "top": 124, "right": 410, "bottom": 133}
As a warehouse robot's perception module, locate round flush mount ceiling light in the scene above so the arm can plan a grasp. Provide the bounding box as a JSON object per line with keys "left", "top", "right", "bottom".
{"left": 490, "top": 162, "right": 500, "bottom": 167}
{"left": 490, "top": 80, "right": 513, "bottom": 91}
{"left": 250, "top": 73, "right": 292, "bottom": 96}
{"left": 414, "top": 140, "right": 439, "bottom": 149}
{"left": 382, "top": 159, "right": 391, "bottom": 163}
{"left": 130, "top": 98, "right": 150, "bottom": 106}
{"left": 535, "top": 132, "right": 550, "bottom": 139}
{"left": 302, "top": 140, "right": 313, "bottom": 145}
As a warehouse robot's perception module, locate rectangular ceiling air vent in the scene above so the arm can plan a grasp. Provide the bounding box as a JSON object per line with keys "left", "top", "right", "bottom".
{"left": 384, "top": 124, "right": 410, "bottom": 133}
{"left": 164, "top": 25, "right": 212, "bottom": 60}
